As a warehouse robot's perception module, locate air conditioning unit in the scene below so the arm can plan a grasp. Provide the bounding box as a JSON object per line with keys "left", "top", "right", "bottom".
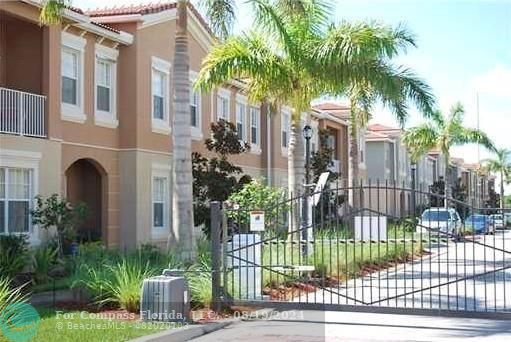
{"left": 140, "top": 270, "right": 189, "bottom": 322}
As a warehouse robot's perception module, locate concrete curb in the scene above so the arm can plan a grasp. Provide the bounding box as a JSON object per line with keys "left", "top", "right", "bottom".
{"left": 130, "top": 308, "right": 275, "bottom": 342}
{"left": 130, "top": 319, "right": 236, "bottom": 342}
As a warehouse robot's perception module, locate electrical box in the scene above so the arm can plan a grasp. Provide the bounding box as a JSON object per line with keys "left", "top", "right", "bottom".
{"left": 140, "top": 270, "right": 189, "bottom": 322}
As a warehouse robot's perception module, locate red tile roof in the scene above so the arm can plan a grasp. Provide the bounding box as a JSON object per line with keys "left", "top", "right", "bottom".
{"left": 85, "top": 2, "right": 214, "bottom": 36}
{"left": 312, "top": 102, "right": 350, "bottom": 119}
{"left": 368, "top": 123, "right": 399, "bottom": 131}
{"left": 86, "top": 2, "right": 178, "bottom": 17}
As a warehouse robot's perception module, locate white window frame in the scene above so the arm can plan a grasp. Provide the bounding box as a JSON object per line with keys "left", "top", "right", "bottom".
{"left": 216, "top": 88, "right": 230, "bottom": 121}
{"left": 189, "top": 70, "right": 202, "bottom": 140}
{"left": 151, "top": 165, "right": 171, "bottom": 237}
{"left": 235, "top": 94, "right": 247, "bottom": 142}
{"left": 281, "top": 107, "right": 291, "bottom": 155}
{"left": 0, "top": 150, "right": 41, "bottom": 245}
{"left": 61, "top": 32, "right": 86, "bottom": 123}
{"left": 94, "top": 44, "right": 119, "bottom": 128}
{"left": 151, "top": 56, "right": 171, "bottom": 135}
{"left": 249, "top": 105, "right": 261, "bottom": 154}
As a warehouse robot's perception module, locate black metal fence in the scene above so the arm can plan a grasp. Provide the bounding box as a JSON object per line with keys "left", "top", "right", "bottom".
{"left": 211, "top": 181, "right": 511, "bottom": 318}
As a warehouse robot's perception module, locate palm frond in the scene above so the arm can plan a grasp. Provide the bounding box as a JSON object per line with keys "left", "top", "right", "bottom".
{"left": 402, "top": 124, "right": 439, "bottom": 161}
{"left": 195, "top": 32, "right": 292, "bottom": 96}
{"left": 40, "top": 0, "right": 69, "bottom": 25}
{"left": 314, "top": 21, "right": 416, "bottom": 66}
{"left": 201, "top": 0, "right": 236, "bottom": 40}
{"left": 453, "top": 127, "right": 495, "bottom": 151}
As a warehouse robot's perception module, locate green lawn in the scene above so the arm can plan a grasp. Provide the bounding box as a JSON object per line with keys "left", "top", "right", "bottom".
{"left": 0, "top": 307, "right": 179, "bottom": 342}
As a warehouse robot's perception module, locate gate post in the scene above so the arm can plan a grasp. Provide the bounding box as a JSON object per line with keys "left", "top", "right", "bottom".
{"left": 411, "top": 162, "right": 417, "bottom": 216}
{"left": 211, "top": 201, "right": 222, "bottom": 313}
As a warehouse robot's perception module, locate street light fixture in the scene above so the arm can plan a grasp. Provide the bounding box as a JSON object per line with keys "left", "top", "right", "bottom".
{"left": 302, "top": 124, "right": 313, "bottom": 257}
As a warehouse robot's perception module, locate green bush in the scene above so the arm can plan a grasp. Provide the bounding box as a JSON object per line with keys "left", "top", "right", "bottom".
{"left": 0, "top": 234, "right": 29, "bottom": 279}
{"left": 186, "top": 238, "right": 212, "bottom": 308}
{"left": 31, "top": 245, "right": 60, "bottom": 284}
{"left": 76, "top": 259, "right": 157, "bottom": 313}
{"left": 0, "top": 276, "right": 27, "bottom": 312}
{"left": 227, "top": 179, "right": 288, "bottom": 235}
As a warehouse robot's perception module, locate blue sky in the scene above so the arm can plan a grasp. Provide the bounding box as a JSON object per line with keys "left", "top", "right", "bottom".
{"left": 76, "top": 0, "right": 511, "bottom": 165}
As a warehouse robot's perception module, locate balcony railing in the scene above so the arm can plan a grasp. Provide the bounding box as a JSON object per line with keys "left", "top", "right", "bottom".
{"left": 0, "top": 87, "right": 46, "bottom": 138}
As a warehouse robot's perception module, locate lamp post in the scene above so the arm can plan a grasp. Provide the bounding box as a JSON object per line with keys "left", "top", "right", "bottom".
{"left": 302, "top": 124, "right": 313, "bottom": 256}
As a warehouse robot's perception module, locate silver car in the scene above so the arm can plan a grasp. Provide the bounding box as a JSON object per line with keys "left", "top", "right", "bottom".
{"left": 489, "top": 214, "right": 505, "bottom": 230}
{"left": 417, "top": 207, "right": 463, "bottom": 238}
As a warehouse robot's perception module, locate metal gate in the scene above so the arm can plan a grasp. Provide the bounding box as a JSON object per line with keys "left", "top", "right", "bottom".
{"left": 210, "top": 182, "right": 511, "bottom": 318}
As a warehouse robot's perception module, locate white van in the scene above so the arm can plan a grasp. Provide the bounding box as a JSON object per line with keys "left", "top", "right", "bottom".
{"left": 417, "top": 207, "right": 463, "bottom": 238}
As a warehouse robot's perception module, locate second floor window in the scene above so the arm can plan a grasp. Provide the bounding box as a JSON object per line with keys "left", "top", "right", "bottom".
{"left": 236, "top": 101, "right": 246, "bottom": 140}
{"left": 217, "top": 91, "right": 230, "bottom": 121}
{"left": 61, "top": 49, "right": 79, "bottom": 106}
{"left": 152, "top": 70, "right": 167, "bottom": 120}
{"left": 250, "top": 107, "right": 260, "bottom": 146}
{"left": 96, "top": 59, "right": 113, "bottom": 112}
{"left": 190, "top": 87, "right": 200, "bottom": 127}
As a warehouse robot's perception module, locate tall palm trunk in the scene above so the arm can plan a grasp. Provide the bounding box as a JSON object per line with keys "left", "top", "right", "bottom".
{"left": 443, "top": 153, "right": 451, "bottom": 208}
{"left": 348, "top": 109, "right": 360, "bottom": 207}
{"left": 500, "top": 169, "right": 505, "bottom": 210}
{"left": 169, "top": 0, "right": 195, "bottom": 259}
{"left": 288, "top": 114, "right": 304, "bottom": 236}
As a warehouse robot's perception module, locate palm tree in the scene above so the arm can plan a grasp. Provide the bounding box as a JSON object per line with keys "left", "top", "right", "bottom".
{"left": 483, "top": 148, "right": 511, "bottom": 209}
{"left": 403, "top": 103, "right": 495, "bottom": 207}
{"left": 40, "top": 0, "right": 235, "bottom": 259}
{"left": 196, "top": 0, "right": 434, "bottom": 210}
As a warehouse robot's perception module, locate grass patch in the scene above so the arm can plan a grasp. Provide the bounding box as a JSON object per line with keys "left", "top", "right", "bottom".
{"left": 0, "top": 307, "right": 177, "bottom": 342}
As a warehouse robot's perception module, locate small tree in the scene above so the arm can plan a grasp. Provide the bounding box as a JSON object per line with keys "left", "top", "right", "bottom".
{"left": 193, "top": 120, "right": 252, "bottom": 234}
{"left": 429, "top": 177, "right": 445, "bottom": 207}
{"left": 31, "top": 194, "right": 88, "bottom": 257}
{"left": 227, "top": 180, "right": 288, "bottom": 237}
{"left": 311, "top": 129, "right": 339, "bottom": 183}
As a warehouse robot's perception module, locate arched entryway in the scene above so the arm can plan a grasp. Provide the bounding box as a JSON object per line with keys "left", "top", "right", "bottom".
{"left": 65, "top": 159, "right": 106, "bottom": 242}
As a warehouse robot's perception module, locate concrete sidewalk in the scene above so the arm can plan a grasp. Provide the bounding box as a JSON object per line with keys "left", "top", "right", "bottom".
{"left": 191, "top": 310, "right": 511, "bottom": 341}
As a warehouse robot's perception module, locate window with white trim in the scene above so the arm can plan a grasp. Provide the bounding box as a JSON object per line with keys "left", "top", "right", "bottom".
{"left": 250, "top": 106, "right": 260, "bottom": 146}
{"left": 152, "top": 176, "right": 168, "bottom": 231}
{"left": 94, "top": 45, "right": 118, "bottom": 127}
{"left": 61, "top": 49, "right": 79, "bottom": 106}
{"left": 190, "top": 84, "right": 200, "bottom": 128}
{"left": 61, "top": 32, "right": 86, "bottom": 122}
{"left": 152, "top": 70, "right": 167, "bottom": 120}
{"left": 236, "top": 101, "right": 247, "bottom": 141}
{"left": 96, "top": 60, "right": 112, "bottom": 112}
{"left": 151, "top": 57, "right": 171, "bottom": 134}
{"left": 281, "top": 110, "right": 290, "bottom": 148}
{"left": 217, "top": 90, "right": 230, "bottom": 121}
{"left": 0, "top": 168, "right": 32, "bottom": 234}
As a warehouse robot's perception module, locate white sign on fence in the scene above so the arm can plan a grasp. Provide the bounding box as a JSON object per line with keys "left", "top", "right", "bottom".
{"left": 354, "top": 216, "right": 387, "bottom": 241}
{"left": 249, "top": 211, "right": 265, "bottom": 232}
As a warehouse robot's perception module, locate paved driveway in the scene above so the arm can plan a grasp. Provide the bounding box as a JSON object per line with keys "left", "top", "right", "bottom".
{"left": 294, "top": 230, "right": 511, "bottom": 312}
{"left": 191, "top": 310, "right": 511, "bottom": 341}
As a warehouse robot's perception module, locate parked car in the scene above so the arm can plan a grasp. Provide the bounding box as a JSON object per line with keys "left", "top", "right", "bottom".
{"left": 465, "top": 214, "right": 494, "bottom": 235}
{"left": 504, "top": 213, "right": 511, "bottom": 227}
{"left": 417, "top": 207, "right": 463, "bottom": 238}
{"left": 489, "top": 214, "right": 505, "bottom": 230}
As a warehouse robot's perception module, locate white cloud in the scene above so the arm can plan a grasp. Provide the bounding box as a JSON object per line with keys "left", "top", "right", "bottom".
{"left": 472, "top": 64, "right": 511, "bottom": 97}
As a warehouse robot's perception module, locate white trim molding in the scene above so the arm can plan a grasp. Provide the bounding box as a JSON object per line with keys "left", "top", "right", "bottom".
{"left": 94, "top": 44, "right": 119, "bottom": 129}
{"left": 151, "top": 56, "right": 172, "bottom": 135}
{"left": 61, "top": 32, "right": 86, "bottom": 124}
{"left": 189, "top": 70, "right": 203, "bottom": 140}
{"left": 0, "top": 149, "right": 42, "bottom": 245}
{"left": 151, "top": 163, "right": 171, "bottom": 239}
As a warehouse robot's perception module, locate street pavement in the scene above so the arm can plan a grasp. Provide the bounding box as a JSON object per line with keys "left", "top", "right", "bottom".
{"left": 294, "top": 230, "right": 511, "bottom": 312}
{"left": 191, "top": 310, "right": 511, "bottom": 341}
